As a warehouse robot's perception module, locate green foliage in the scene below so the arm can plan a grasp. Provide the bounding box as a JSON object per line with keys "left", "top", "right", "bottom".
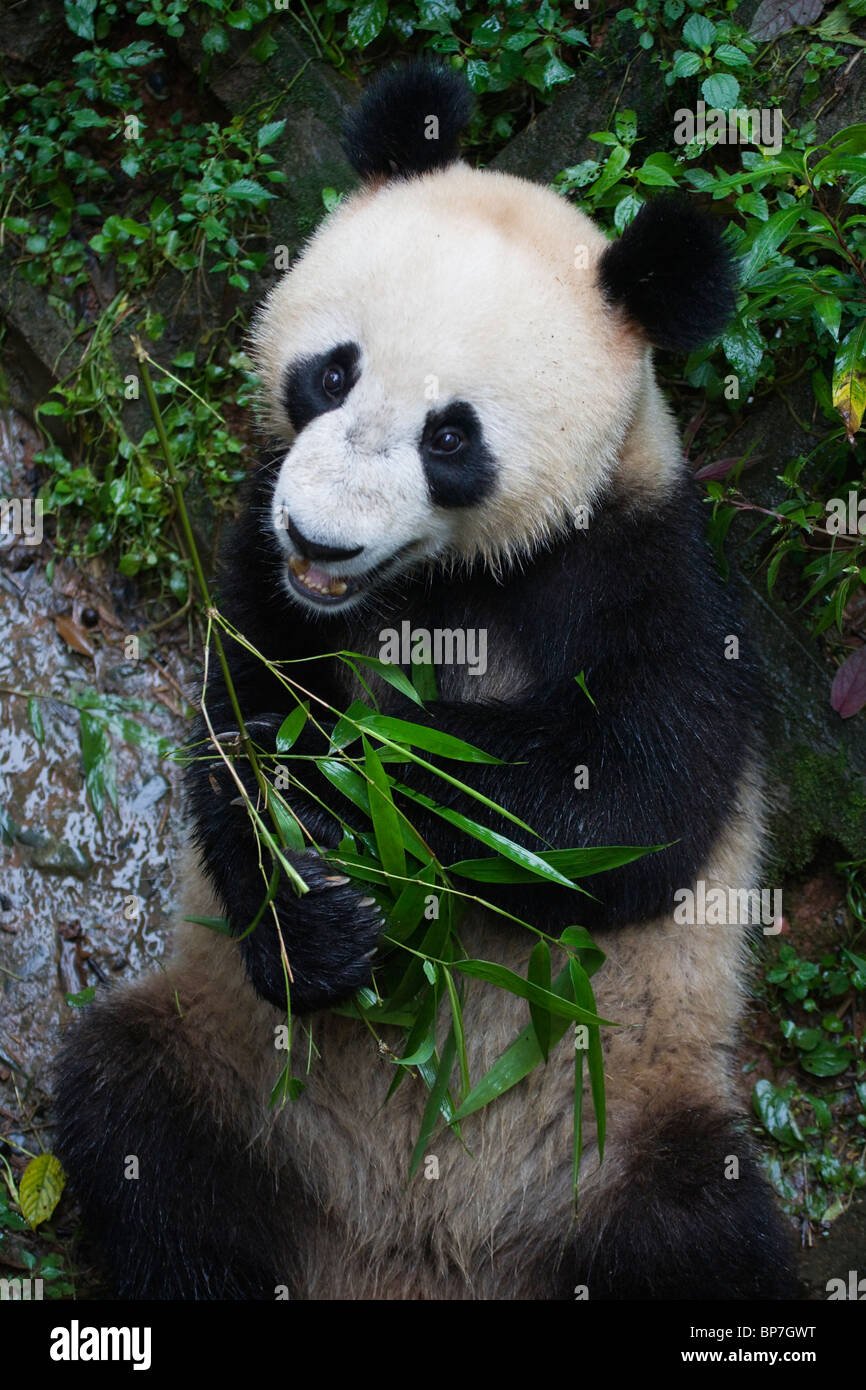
{"left": 0, "top": 1156, "right": 77, "bottom": 1298}
{"left": 182, "top": 613, "right": 649, "bottom": 1189}
{"left": 557, "top": 114, "right": 866, "bottom": 638}
{"left": 301, "top": 0, "right": 588, "bottom": 104}
{"left": 753, "top": 932, "right": 866, "bottom": 1226}
{"left": 0, "top": 36, "right": 280, "bottom": 588}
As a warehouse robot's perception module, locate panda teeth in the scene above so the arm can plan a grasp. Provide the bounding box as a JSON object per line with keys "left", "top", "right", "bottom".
{"left": 289, "top": 556, "right": 350, "bottom": 599}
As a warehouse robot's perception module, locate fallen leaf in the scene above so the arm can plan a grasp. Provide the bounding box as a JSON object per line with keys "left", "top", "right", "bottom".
{"left": 749, "top": 0, "right": 824, "bottom": 42}
{"left": 830, "top": 645, "right": 866, "bottom": 718}
{"left": 55, "top": 615, "right": 96, "bottom": 658}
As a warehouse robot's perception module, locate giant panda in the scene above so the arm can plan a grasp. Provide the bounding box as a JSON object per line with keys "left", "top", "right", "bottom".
{"left": 55, "top": 62, "right": 797, "bottom": 1301}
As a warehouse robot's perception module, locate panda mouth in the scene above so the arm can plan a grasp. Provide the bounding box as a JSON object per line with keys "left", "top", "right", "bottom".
{"left": 286, "top": 556, "right": 357, "bottom": 605}
{"left": 287, "top": 552, "right": 401, "bottom": 607}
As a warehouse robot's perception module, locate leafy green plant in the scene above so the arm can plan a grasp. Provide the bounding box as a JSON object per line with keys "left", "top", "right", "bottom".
{"left": 557, "top": 116, "right": 866, "bottom": 680}
{"left": 753, "top": 934, "right": 866, "bottom": 1227}
{"left": 0, "top": 1154, "right": 77, "bottom": 1299}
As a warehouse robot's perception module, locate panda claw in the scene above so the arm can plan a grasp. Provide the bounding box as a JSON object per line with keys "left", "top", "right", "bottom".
{"left": 358, "top": 896, "right": 376, "bottom": 907}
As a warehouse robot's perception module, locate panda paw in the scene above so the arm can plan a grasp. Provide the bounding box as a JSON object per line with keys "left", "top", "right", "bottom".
{"left": 239, "top": 851, "right": 384, "bottom": 1013}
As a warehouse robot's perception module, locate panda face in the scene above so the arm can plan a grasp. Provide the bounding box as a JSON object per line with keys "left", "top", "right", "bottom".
{"left": 251, "top": 163, "right": 645, "bottom": 614}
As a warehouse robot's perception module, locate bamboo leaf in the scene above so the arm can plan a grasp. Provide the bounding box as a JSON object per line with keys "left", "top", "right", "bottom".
{"left": 339, "top": 651, "right": 424, "bottom": 707}
{"left": 528, "top": 940, "right": 552, "bottom": 1061}
{"left": 275, "top": 702, "right": 308, "bottom": 752}
{"left": 443, "top": 968, "right": 471, "bottom": 1098}
{"left": 570, "top": 957, "right": 606, "bottom": 1163}
{"left": 363, "top": 737, "right": 407, "bottom": 883}
{"left": 448, "top": 843, "right": 658, "bottom": 885}
{"left": 408, "top": 1029, "right": 458, "bottom": 1179}
{"left": 453, "top": 959, "right": 611, "bottom": 1025}
{"left": 393, "top": 781, "right": 575, "bottom": 886}
{"left": 355, "top": 713, "right": 505, "bottom": 764}
{"left": 452, "top": 967, "right": 575, "bottom": 1120}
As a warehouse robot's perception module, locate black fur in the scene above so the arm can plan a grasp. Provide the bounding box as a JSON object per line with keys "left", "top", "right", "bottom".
{"left": 341, "top": 60, "right": 473, "bottom": 180}
{"left": 283, "top": 340, "right": 361, "bottom": 433}
{"left": 599, "top": 195, "right": 737, "bottom": 350}
{"left": 567, "top": 1109, "right": 798, "bottom": 1300}
{"left": 419, "top": 400, "right": 497, "bottom": 508}
{"left": 54, "top": 996, "right": 297, "bottom": 1299}
{"left": 184, "top": 453, "right": 760, "bottom": 990}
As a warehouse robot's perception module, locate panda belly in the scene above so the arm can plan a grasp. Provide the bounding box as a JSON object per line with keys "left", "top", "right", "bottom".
{"left": 162, "top": 778, "right": 756, "bottom": 1300}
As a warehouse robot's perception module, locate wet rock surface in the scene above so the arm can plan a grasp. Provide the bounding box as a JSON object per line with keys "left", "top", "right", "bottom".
{"left": 0, "top": 409, "right": 193, "bottom": 1159}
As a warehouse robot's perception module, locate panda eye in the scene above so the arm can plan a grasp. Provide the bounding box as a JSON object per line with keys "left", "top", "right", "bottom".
{"left": 430, "top": 425, "right": 466, "bottom": 456}
{"left": 322, "top": 363, "right": 346, "bottom": 398}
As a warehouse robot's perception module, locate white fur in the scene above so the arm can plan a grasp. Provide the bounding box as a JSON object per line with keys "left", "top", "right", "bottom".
{"left": 251, "top": 164, "right": 680, "bottom": 611}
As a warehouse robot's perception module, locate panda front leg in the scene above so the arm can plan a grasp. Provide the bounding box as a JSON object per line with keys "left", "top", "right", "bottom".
{"left": 185, "top": 710, "right": 384, "bottom": 1013}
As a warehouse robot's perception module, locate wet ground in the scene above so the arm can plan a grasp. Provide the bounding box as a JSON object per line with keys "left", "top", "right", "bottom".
{"left": 0, "top": 408, "right": 193, "bottom": 1198}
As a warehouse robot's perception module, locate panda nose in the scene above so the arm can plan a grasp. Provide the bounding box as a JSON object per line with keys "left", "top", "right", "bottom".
{"left": 286, "top": 517, "right": 364, "bottom": 563}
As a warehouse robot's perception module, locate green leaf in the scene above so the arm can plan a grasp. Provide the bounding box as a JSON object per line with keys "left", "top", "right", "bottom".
{"left": 269, "top": 793, "right": 305, "bottom": 852}
{"left": 592, "top": 145, "right": 630, "bottom": 199}
{"left": 739, "top": 202, "right": 802, "bottom": 284}
{"left": 276, "top": 703, "right": 309, "bottom": 752}
{"left": 408, "top": 1029, "right": 458, "bottom": 1178}
{"left": 184, "top": 915, "right": 232, "bottom": 935}
{"left": 354, "top": 713, "right": 504, "bottom": 764}
{"left": 395, "top": 782, "right": 573, "bottom": 887}
{"left": 224, "top": 179, "right": 276, "bottom": 205}
{"left": 714, "top": 43, "right": 750, "bottom": 66}
{"left": 528, "top": 940, "right": 552, "bottom": 1061}
{"left": 364, "top": 737, "right": 407, "bottom": 884}
{"left": 339, "top": 651, "right": 424, "bottom": 707}
{"left": 257, "top": 120, "right": 286, "bottom": 149}
{"left": 800, "top": 1041, "right": 852, "bottom": 1077}
{"left": 721, "top": 320, "right": 766, "bottom": 389}
{"left": 570, "top": 957, "right": 606, "bottom": 1161}
{"left": 752, "top": 1078, "right": 804, "bottom": 1149}
{"left": 202, "top": 24, "right": 229, "bottom": 54}
{"left": 64, "top": 0, "right": 96, "bottom": 41}
{"left": 832, "top": 320, "right": 866, "bottom": 441}
{"left": 635, "top": 157, "right": 679, "bottom": 187}
{"left": 449, "top": 843, "right": 656, "bottom": 885}
{"left": 452, "top": 959, "right": 611, "bottom": 1026}
{"left": 671, "top": 49, "right": 703, "bottom": 77}
{"left": 443, "top": 969, "right": 471, "bottom": 1097}
{"left": 701, "top": 73, "right": 740, "bottom": 110}
{"left": 559, "top": 925, "right": 606, "bottom": 977}
{"left": 26, "top": 697, "right": 45, "bottom": 745}
{"left": 452, "top": 966, "right": 575, "bottom": 1120}
{"left": 65, "top": 986, "right": 96, "bottom": 1007}
{"left": 347, "top": 0, "right": 388, "bottom": 47}
{"left": 574, "top": 669, "right": 597, "bottom": 708}
{"left": 683, "top": 13, "right": 716, "bottom": 48}
{"left": 19, "top": 1154, "right": 66, "bottom": 1228}
{"left": 79, "top": 710, "right": 116, "bottom": 822}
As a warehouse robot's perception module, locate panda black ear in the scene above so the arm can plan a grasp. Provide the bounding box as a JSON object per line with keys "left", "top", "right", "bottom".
{"left": 341, "top": 60, "right": 473, "bottom": 181}
{"left": 598, "top": 195, "right": 737, "bottom": 351}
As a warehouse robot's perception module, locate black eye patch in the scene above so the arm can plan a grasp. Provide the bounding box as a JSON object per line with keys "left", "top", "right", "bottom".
{"left": 419, "top": 400, "right": 496, "bottom": 509}
{"left": 283, "top": 341, "right": 361, "bottom": 433}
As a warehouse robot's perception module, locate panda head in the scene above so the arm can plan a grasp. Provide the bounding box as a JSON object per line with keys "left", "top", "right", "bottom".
{"left": 251, "top": 62, "right": 735, "bottom": 615}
